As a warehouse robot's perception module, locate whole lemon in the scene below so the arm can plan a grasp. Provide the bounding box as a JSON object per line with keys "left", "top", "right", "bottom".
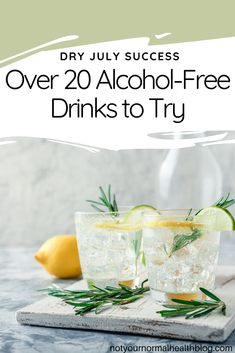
{"left": 35, "top": 235, "right": 82, "bottom": 279}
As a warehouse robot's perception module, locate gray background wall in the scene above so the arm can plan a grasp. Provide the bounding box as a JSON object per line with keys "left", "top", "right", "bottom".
{"left": 0, "top": 137, "right": 235, "bottom": 252}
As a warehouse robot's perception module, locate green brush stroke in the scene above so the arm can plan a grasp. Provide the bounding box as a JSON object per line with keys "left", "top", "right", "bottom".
{"left": 0, "top": 0, "right": 235, "bottom": 67}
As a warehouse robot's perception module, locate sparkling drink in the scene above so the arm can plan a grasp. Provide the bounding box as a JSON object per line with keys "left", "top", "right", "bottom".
{"left": 142, "top": 210, "right": 220, "bottom": 302}
{"left": 75, "top": 210, "right": 142, "bottom": 288}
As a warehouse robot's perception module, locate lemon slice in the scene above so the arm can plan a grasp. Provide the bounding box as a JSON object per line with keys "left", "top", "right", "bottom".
{"left": 123, "top": 204, "right": 157, "bottom": 224}
{"left": 95, "top": 205, "right": 156, "bottom": 231}
{"left": 194, "top": 206, "right": 235, "bottom": 231}
{"left": 95, "top": 223, "right": 142, "bottom": 231}
{"left": 144, "top": 220, "right": 203, "bottom": 229}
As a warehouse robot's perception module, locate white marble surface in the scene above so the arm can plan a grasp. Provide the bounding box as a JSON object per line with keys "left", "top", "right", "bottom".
{"left": 1, "top": 247, "right": 235, "bottom": 353}
{"left": 0, "top": 136, "right": 235, "bottom": 246}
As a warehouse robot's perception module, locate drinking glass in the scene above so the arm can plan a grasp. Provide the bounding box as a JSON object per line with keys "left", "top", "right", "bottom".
{"left": 142, "top": 210, "right": 220, "bottom": 302}
{"left": 75, "top": 209, "right": 142, "bottom": 289}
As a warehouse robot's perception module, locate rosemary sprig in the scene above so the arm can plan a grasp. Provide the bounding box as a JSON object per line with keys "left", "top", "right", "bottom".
{"left": 174, "top": 193, "right": 235, "bottom": 256}
{"left": 41, "top": 279, "right": 149, "bottom": 315}
{"left": 195, "top": 193, "right": 235, "bottom": 216}
{"left": 157, "top": 287, "right": 226, "bottom": 319}
{"left": 213, "top": 193, "right": 235, "bottom": 209}
{"left": 86, "top": 185, "right": 119, "bottom": 216}
{"left": 169, "top": 229, "right": 202, "bottom": 257}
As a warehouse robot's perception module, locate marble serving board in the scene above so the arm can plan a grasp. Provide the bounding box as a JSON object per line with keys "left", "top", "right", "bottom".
{"left": 16, "top": 266, "right": 235, "bottom": 343}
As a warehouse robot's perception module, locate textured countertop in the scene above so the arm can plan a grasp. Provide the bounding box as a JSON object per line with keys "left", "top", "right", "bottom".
{"left": 1, "top": 247, "right": 235, "bottom": 353}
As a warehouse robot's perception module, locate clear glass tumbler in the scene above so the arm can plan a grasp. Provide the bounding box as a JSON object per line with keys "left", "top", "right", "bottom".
{"left": 75, "top": 209, "right": 142, "bottom": 289}
{"left": 142, "top": 210, "right": 220, "bottom": 302}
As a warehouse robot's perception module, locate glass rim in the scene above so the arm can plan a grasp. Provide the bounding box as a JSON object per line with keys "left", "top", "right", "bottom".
{"left": 75, "top": 208, "right": 199, "bottom": 216}
{"left": 149, "top": 208, "right": 197, "bottom": 211}
{"left": 75, "top": 206, "right": 133, "bottom": 216}
{"left": 142, "top": 209, "right": 212, "bottom": 226}
{"left": 143, "top": 208, "right": 198, "bottom": 215}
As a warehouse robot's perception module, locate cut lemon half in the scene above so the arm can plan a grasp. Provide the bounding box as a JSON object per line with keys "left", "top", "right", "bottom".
{"left": 194, "top": 206, "right": 235, "bottom": 231}
{"left": 123, "top": 204, "right": 157, "bottom": 224}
